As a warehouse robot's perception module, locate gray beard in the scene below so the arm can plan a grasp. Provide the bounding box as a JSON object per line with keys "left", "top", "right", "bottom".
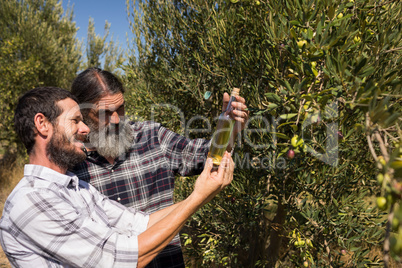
{"left": 87, "top": 119, "right": 134, "bottom": 159}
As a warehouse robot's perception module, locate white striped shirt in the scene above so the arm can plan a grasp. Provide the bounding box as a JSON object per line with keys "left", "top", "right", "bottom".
{"left": 0, "top": 164, "right": 149, "bottom": 267}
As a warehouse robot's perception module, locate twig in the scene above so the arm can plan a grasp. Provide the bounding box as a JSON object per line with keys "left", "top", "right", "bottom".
{"left": 295, "top": 99, "right": 305, "bottom": 126}
{"left": 382, "top": 47, "right": 402, "bottom": 54}
{"left": 384, "top": 204, "right": 395, "bottom": 268}
{"left": 366, "top": 113, "right": 382, "bottom": 169}
{"left": 374, "top": 131, "right": 390, "bottom": 161}
{"left": 266, "top": 174, "right": 271, "bottom": 193}
{"left": 369, "top": 0, "right": 399, "bottom": 12}
{"left": 324, "top": 239, "right": 334, "bottom": 268}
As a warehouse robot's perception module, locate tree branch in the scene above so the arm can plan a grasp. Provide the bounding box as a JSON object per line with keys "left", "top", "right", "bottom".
{"left": 324, "top": 239, "right": 334, "bottom": 268}
{"left": 382, "top": 47, "right": 402, "bottom": 54}
{"left": 374, "top": 131, "right": 390, "bottom": 161}
{"left": 366, "top": 113, "right": 382, "bottom": 169}
{"left": 384, "top": 204, "right": 394, "bottom": 268}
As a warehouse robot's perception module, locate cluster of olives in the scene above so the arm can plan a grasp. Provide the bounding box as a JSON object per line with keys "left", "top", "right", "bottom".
{"left": 390, "top": 204, "right": 402, "bottom": 255}
{"left": 375, "top": 144, "right": 402, "bottom": 256}
{"left": 287, "top": 135, "right": 305, "bottom": 160}
{"left": 290, "top": 230, "right": 314, "bottom": 267}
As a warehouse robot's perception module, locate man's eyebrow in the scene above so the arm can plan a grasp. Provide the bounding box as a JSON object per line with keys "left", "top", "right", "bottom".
{"left": 96, "top": 102, "right": 125, "bottom": 113}
{"left": 70, "top": 113, "right": 83, "bottom": 120}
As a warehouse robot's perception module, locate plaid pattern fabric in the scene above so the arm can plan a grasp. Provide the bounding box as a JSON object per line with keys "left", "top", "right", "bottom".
{"left": 0, "top": 164, "right": 149, "bottom": 268}
{"left": 72, "top": 121, "right": 210, "bottom": 268}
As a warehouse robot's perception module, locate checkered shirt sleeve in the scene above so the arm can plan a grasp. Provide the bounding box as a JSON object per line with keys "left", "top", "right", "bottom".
{"left": 157, "top": 123, "right": 211, "bottom": 176}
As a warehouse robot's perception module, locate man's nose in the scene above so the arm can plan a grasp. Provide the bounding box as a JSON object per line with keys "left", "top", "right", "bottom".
{"left": 110, "top": 111, "right": 120, "bottom": 125}
{"left": 79, "top": 121, "right": 90, "bottom": 135}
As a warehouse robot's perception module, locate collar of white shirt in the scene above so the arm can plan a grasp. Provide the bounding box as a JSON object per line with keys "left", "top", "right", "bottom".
{"left": 24, "top": 164, "right": 79, "bottom": 189}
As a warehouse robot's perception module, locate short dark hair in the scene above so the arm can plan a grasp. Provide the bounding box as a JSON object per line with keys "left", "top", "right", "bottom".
{"left": 14, "top": 87, "right": 78, "bottom": 154}
{"left": 71, "top": 67, "right": 125, "bottom": 104}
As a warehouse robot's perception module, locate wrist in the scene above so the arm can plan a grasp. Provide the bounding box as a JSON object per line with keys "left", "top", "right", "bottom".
{"left": 188, "top": 189, "right": 214, "bottom": 208}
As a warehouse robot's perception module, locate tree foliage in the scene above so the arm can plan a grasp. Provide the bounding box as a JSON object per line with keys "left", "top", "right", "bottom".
{"left": 126, "top": 0, "right": 401, "bottom": 266}
{"left": 82, "top": 17, "right": 125, "bottom": 74}
{"left": 0, "top": 0, "right": 81, "bottom": 153}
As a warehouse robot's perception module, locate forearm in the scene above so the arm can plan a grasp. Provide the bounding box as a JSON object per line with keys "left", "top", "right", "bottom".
{"left": 146, "top": 202, "right": 181, "bottom": 228}
{"left": 137, "top": 154, "right": 233, "bottom": 267}
{"left": 137, "top": 193, "right": 205, "bottom": 267}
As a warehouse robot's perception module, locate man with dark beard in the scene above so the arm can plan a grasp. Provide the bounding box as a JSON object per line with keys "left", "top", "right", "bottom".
{"left": 71, "top": 68, "right": 249, "bottom": 267}
{"left": 0, "top": 87, "right": 234, "bottom": 267}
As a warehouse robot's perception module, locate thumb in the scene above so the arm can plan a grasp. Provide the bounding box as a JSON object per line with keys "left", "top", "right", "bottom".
{"left": 221, "top": 92, "right": 230, "bottom": 112}
{"left": 216, "top": 152, "right": 230, "bottom": 176}
{"left": 204, "top": 158, "right": 214, "bottom": 173}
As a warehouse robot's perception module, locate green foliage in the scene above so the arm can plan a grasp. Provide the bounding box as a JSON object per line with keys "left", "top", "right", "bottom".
{"left": 0, "top": 0, "right": 81, "bottom": 154}
{"left": 82, "top": 17, "right": 125, "bottom": 74}
{"left": 126, "top": 0, "right": 401, "bottom": 266}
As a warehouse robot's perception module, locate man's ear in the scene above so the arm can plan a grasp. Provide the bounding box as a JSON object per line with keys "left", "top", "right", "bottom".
{"left": 33, "top": 113, "right": 52, "bottom": 136}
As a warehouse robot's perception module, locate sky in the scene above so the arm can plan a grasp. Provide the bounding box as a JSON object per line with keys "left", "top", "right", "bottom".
{"left": 62, "top": 0, "right": 134, "bottom": 53}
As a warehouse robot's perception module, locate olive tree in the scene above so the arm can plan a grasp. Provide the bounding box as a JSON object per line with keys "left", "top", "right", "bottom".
{"left": 82, "top": 17, "right": 125, "bottom": 74}
{"left": 125, "top": 0, "right": 401, "bottom": 266}
{"left": 0, "top": 0, "right": 81, "bottom": 155}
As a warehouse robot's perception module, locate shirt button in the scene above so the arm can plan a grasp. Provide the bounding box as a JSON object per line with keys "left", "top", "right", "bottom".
{"left": 117, "top": 197, "right": 121, "bottom": 201}
{"left": 111, "top": 169, "right": 114, "bottom": 172}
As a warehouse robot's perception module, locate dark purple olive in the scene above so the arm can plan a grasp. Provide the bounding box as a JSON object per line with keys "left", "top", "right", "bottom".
{"left": 287, "top": 149, "right": 295, "bottom": 159}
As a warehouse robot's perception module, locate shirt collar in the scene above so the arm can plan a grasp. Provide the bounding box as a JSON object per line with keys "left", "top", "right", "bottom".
{"left": 86, "top": 150, "right": 128, "bottom": 167}
{"left": 24, "top": 164, "right": 79, "bottom": 188}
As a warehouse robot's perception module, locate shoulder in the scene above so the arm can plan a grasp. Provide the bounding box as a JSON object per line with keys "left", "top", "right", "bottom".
{"left": 4, "top": 177, "right": 64, "bottom": 220}
{"left": 130, "top": 121, "right": 188, "bottom": 143}
{"left": 130, "top": 120, "right": 161, "bottom": 131}
{"left": 130, "top": 121, "right": 164, "bottom": 141}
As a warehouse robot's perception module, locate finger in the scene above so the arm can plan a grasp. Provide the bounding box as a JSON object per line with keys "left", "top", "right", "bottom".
{"left": 222, "top": 92, "right": 230, "bottom": 112}
{"left": 231, "top": 101, "right": 248, "bottom": 111}
{"left": 233, "top": 116, "right": 246, "bottom": 123}
{"left": 203, "top": 157, "right": 214, "bottom": 173}
{"left": 220, "top": 152, "right": 233, "bottom": 186}
{"left": 228, "top": 109, "right": 248, "bottom": 122}
{"left": 232, "top": 110, "right": 248, "bottom": 119}
{"left": 217, "top": 152, "right": 230, "bottom": 179}
{"left": 227, "top": 155, "right": 234, "bottom": 180}
{"left": 234, "top": 95, "right": 246, "bottom": 104}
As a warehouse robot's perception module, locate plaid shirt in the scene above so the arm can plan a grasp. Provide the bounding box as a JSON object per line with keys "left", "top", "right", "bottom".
{"left": 0, "top": 164, "right": 149, "bottom": 268}
{"left": 72, "top": 121, "right": 210, "bottom": 268}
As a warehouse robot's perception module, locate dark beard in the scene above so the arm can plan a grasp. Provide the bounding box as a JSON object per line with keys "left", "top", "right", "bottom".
{"left": 47, "top": 129, "right": 87, "bottom": 171}
{"left": 86, "top": 118, "right": 134, "bottom": 159}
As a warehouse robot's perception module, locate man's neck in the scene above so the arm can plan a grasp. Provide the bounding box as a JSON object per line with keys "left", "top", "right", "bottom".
{"left": 29, "top": 153, "right": 66, "bottom": 174}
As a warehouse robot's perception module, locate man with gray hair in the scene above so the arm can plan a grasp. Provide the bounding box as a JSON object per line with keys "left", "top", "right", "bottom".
{"left": 71, "top": 68, "right": 248, "bottom": 267}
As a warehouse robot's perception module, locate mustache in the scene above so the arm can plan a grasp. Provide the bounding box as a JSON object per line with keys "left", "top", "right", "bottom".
{"left": 75, "top": 133, "right": 89, "bottom": 141}
{"left": 69, "top": 134, "right": 90, "bottom": 156}
{"left": 97, "top": 121, "right": 124, "bottom": 135}
{"left": 69, "top": 134, "right": 89, "bottom": 145}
